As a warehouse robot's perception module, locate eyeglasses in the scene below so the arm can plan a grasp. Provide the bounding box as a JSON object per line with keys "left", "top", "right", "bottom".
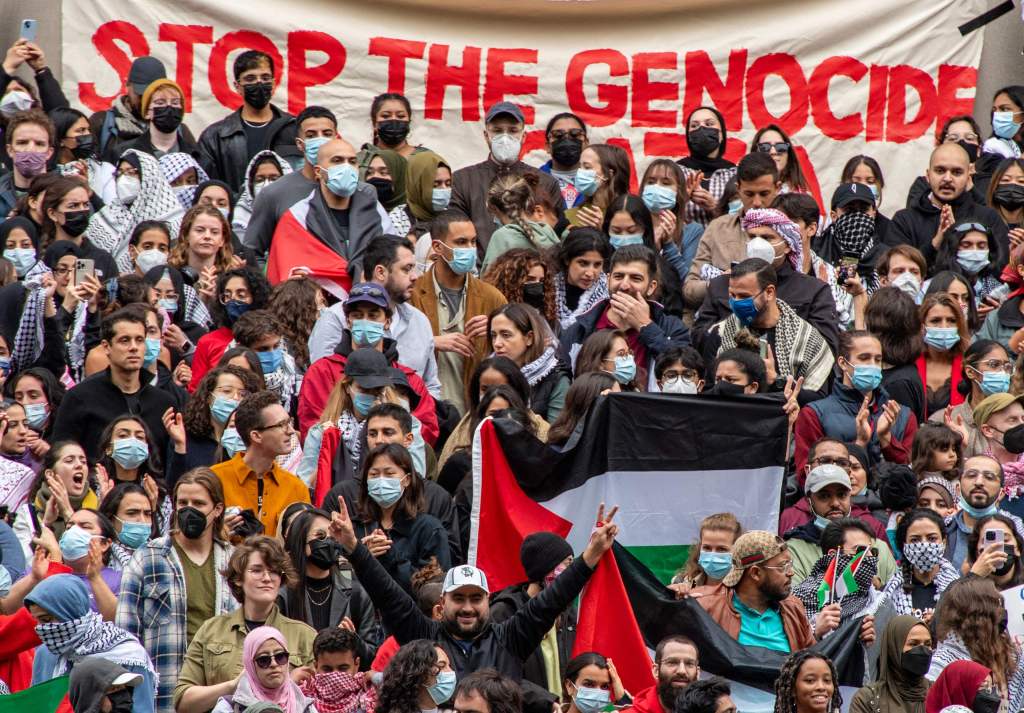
{"left": 53, "top": 266, "right": 72, "bottom": 276}
{"left": 245, "top": 566, "right": 283, "bottom": 580}
{"left": 239, "top": 74, "right": 274, "bottom": 85}
{"left": 974, "top": 359, "right": 1014, "bottom": 374}
{"left": 602, "top": 351, "right": 634, "bottom": 363}
{"left": 549, "top": 129, "right": 586, "bottom": 141}
{"left": 756, "top": 142, "right": 790, "bottom": 154}
{"left": 661, "top": 369, "right": 699, "bottom": 381}
{"left": 811, "top": 456, "right": 852, "bottom": 470}
{"left": 759, "top": 561, "right": 795, "bottom": 573}
{"left": 256, "top": 417, "right": 293, "bottom": 433}
{"left": 963, "top": 469, "right": 1000, "bottom": 483}
{"left": 953, "top": 222, "right": 992, "bottom": 236}
{"left": 254, "top": 651, "right": 290, "bottom": 669}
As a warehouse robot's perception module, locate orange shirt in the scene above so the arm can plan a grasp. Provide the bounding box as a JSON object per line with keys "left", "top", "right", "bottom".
{"left": 212, "top": 453, "right": 310, "bottom": 536}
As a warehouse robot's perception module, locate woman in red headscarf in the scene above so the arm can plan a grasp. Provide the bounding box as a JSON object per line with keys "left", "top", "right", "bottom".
{"left": 925, "top": 660, "right": 998, "bottom": 713}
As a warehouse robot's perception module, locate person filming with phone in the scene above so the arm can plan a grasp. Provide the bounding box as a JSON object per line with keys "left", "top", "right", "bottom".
{"left": 944, "top": 452, "right": 1024, "bottom": 572}
{"left": 966, "top": 514, "right": 1024, "bottom": 590}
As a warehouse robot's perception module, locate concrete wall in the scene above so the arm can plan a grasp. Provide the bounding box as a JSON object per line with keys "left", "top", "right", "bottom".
{"left": 0, "top": 0, "right": 61, "bottom": 85}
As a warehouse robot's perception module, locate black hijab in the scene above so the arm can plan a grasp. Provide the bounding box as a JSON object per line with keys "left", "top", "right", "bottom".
{"left": 142, "top": 264, "right": 187, "bottom": 324}
{"left": 42, "top": 239, "right": 82, "bottom": 269}
{"left": 0, "top": 216, "right": 40, "bottom": 253}
{"left": 191, "top": 179, "right": 235, "bottom": 222}
{"left": 678, "top": 105, "right": 735, "bottom": 176}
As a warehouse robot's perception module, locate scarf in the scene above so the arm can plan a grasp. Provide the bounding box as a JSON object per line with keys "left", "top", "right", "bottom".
{"left": 925, "top": 660, "right": 991, "bottom": 713}
{"left": 677, "top": 106, "right": 734, "bottom": 177}
{"left": 158, "top": 152, "right": 209, "bottom": 210}
{"left": 742, "top": 208, "right": 803, "bottom": 270}
{"left": 235, "top": 150, "right": 292, "bottom": 222}
{"left": 242, "top": 626, "right": 298, "bottom": 713}
{"left": 519, "top": 345, "right": 559, "bottom": 386}
{"left": 359, "top": 147, "right": 407, "bottom": 211}
{"left": 792, "top": 549, "right": 877, "bottom": 622}
{"left": 871, "top": 615, "right": 929, "bottom": 713}
{"left": 407, "top": 151, "right": 448, "bottom": 221}
{"left": 300, "top": 671, "right": 378, "bottom": 713}
{"left": 554, "top": 271, "right": 608, "bottom": 329}
{"left": 110, "top": 96, "right": 147, "bottom": 140}
{"left": 142, "top": 265, "right": 212, "bottom": 329}
{"left": 336, "top": 411, "right": 363, "bottom": 466}
{"left": 36, "top": 611, "right": 151, "bottom": 676}
{"left": 717, "top": 299, "right": 824, "bottom": 381}
{"left": 85, "top": 149, "right": 184, "bottom": 274}
{"left": 12, "top": 262, "right": 49, "bottom": 373}
{"left": 830, "top": 211, "right": 877, "bottom": 258}
{"left": 0, "top": 458, "right": 34, "bottom": 509}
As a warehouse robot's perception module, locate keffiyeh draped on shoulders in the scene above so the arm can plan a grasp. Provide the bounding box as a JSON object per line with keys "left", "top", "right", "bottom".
{"left": 233, "top": 150, "right": 293, "bottom": 239}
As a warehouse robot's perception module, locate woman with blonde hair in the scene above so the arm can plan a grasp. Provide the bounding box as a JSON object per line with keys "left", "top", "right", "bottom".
{"left": 669, "top": 513, "right": 743, "bottom": 596}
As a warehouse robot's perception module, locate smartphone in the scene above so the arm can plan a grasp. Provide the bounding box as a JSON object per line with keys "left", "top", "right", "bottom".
{"left": 839, "top": 252, "right": 859, "bottom": 282}
{"left": 74, "top": 258, "right": 95, "bottom": 286}
{"left": 26, "top": 503, "right": 41, "bottom": 538}
{"left": 19, "top": 19, "right": 38, "bottom": 43}
{"left": 985, "top": 528, "right": 1005, "bottom": 552}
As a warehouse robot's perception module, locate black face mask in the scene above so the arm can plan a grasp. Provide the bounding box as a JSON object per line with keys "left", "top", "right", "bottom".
{"left": 62, "top": 209, "right": 92, "bottom": 238}
{"left": 522, "top": 282, "right": 546, "bottom": 310}
{"left": 242, "top": 81, "right": 274, "bottom": 110}
{"left": 995, "top": 183, "right": 1024, "bottom": 209}
{"left": 900, "top": 645, "right": 932, "bottom": 678}
{"left": 176, "top": 506, "right": 209, "bottom": 540}
{"left": 1004, "top": 423, "right": 1024, "bottom": 454}
{"left": 972, "top": 689, "right": 1002, "bottom": 713}
{"left": 709, "top": 380, "right": 746, "bottom": 396}
{"left": 307, "top": 538, "right": 340, "bottom": 570}
{"left": 957, "top": 140, "right": 980, "bottom": 163}
{"left": 994, "top": 553, "right": 1017, "bottom": 577}
{"left": 152, "top": 105, "right": 184, "bottom": 134}
{"left": 71, "top": 134, "right": 94, "bottom": 160}
{"left": 106, "top": 688, "right": 134, "bottom": 713}
{"left": 376, "top": 120, "right": 410, "bottom": 146}
{"left": 687, "top": 126, "right": 721, "bottom": 158}
{"left": 367, "top": 177, "right": 394, "bottom": 205}
{"left": 551, "top": 137, "right": 583, "bottom": 167}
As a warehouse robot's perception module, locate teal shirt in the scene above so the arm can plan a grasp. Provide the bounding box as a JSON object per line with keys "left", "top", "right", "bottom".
{"left": 733, "top": 593, "right": 791, "bottom": 653}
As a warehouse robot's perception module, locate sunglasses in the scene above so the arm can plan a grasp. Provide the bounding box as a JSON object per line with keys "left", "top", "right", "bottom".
{"left": 756, "top": 142, "right": 790, "bottom": 154}
{"left": 953, "top": 222, "right": 991, "bottom": 235}
{"left": 254, "top": 651, "right": 290, "bottom": 669}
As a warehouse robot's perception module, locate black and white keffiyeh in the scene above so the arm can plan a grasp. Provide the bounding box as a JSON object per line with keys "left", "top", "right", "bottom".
{"left": 158, "top": 152, "right": 209, "bottom": 211}
{"left": 36, "top": 611, "right": 153, "bottom": 676}
{"left": 554, "top": 271, "right": 607, "bottom": 329}
{"left": 11, "top": 262, "right": 49, "bottom": 373}
{"left": 830, "top": 211, "right": 876, "bottom": 258}
{"left": 902, "top": 541, "right": 945, "bottom": 571}
{"left": 793, "top": 549, "right": 878, "bottom": 624}
{"left": 520, "top": 345, "right": 559, "bottom": 386}
{"left": 233, "top": 150, "right": 292, "bottom": 240}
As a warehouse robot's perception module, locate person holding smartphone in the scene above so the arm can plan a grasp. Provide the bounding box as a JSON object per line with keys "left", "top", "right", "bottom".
{"left": 966, "top": 514, "right": 1024, "bottom": 591}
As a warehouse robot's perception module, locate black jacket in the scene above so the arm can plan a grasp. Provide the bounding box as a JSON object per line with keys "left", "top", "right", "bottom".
{"left": 0, "top": 172, "right": 18, "bottom": 218}
{"left": 692, "top": 262, "right": 839, "bottom": 355}
{"left": 888, "top": 190, "right": 1009, "bottom": 262}
{"left": 490, "top": 583, "right": 576, "bottom": 692}
{"left": 346, "top": 540, "right": 594, "bottom": 681}
{"left": 116, "top": 129, "right": 201, "bottom": 163}
{"left": 197, "top": 104, "right": 299, "bottom": 191}
{"left": 50, "top": 368, "right": 175, "bottom": 461}
{"left": 353, "top": 512, "right": 451, "bottom": 594}
{"left": 880, "top": 362, "right": 926, "bottom": 425}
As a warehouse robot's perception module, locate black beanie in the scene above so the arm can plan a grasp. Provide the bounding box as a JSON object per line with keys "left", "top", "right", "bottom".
{"left": 520, "top": 532, "right": 573, "bottom": 583}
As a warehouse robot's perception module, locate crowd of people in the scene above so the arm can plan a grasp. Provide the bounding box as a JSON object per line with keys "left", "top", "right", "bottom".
{"left": 0, "top": 32, "right": 1021, "bottom": 713}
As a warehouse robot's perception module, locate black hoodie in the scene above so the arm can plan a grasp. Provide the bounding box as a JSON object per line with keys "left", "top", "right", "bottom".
{"left": 888, "top": 188, "right": 1008, "bottom": 262}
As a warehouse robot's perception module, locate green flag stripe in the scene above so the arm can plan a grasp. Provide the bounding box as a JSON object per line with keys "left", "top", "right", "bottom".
{"left": 627, "top": 544, "right": 691, "bottom": 585}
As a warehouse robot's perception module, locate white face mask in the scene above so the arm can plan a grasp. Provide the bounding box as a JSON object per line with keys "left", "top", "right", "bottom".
{"left": 662, "top": 376, "right": 698, "bottom": 395}
{"left": 746, "top": 236, "right": 776, "bottom": 263}
{"left": 116, "top": 175, "right": 141, "bottom": 205}
{"left": 890, "top": 271, "right": 921, "bottom": 298}
{"left": 490, "top": 133, "right": 522, "bottom": 165}
{"left": 0, "top": 91, "right": 33, "bottom": 117}
{"left": 135, "top": 248, "right": 167, "bottom": 274}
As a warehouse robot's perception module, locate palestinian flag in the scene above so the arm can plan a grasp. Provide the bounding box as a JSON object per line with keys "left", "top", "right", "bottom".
{"left": 817, "top": 549, "right": 865, "bottom": 608}
{"left": 0, "top": 676, "right": 69, "bottom": 713}
{"left": 266, "top": 191, "right": 352, "bottom": 299}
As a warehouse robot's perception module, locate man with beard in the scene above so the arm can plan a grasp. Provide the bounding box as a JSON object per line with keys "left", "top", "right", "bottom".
{"left": 328, "top": 501, "right": 619, "bottom": 681}
{"left": 945, "top": 453, "right": 1024, "bottom": 570}
{"left": 782, "top": 465, "right": 897, "bottom": 585}
{"left": 695, "top": 531, "right": 814, "bottom": 653}
{"left": 623, "top": 636, "right": 700, "bottom": 713}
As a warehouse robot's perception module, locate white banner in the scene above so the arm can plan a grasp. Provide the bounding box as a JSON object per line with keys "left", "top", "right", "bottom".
{"left": 60, "top": 0, "right": 987, "bottom": 211}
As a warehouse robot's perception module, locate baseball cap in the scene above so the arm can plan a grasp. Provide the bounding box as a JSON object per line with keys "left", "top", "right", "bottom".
{"left": 973, "top": 392, "right": 1024, "bottom": 426}
{"left": 344, "top": 348, "right": 392, "bottom": 389}
{"left": 485, "top": 101, "right": 524, "bottom": 125}
{"left": 831, "top": 182, "right": 876, "bottom": 210}
{"left": 806, "top": 464, "right": 852, "bottom": 494}
{"left": 388, "top": 367, "right": 421, "bottom": 410}
{"left": 443, "top": 564, "right": 489, "bottom": 594}
{"left": 127, "top": 56, "right": 167, "bottom": 96}
{"left": 111, "top": 671, "right": 144, "bottom": 687}
{"left": 343, "top": 282, "right": 392, "bottom": 316}
{"left": 721, "top": 530, "right": 787, "bottom": 588}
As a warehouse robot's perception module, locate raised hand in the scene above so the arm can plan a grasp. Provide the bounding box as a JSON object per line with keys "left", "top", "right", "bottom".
{"left": 854, "top": 396, "right": 872, "bottom": 446}
{"left": 329, "top": 496, "right": 359, "bottom": 552}
{"left": 95, "top": 463, "right": 113, "bottom": 501}
{"left": 582, "top": 503, "right": 620, "bottom": 567}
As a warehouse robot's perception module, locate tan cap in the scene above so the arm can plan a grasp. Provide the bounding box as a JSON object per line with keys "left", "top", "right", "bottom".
{"left": 972, "top": 392, "right": 1024, "bottom": 427}
{"left": 721, "top": 530, "right": 787, "bottom": 588}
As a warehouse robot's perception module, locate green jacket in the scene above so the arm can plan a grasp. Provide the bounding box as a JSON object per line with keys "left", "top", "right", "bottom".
{"left": 482, "top": 221, "right": 560, "bottom": 272}
{"left": 786, "top": 536, "right": 898, "bottom": 588}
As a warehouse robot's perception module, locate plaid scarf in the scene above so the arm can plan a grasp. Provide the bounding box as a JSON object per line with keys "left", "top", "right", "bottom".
{"left": 793, "top": 550, "right": 878, "bottom": 623}
{"left": 554, "top": 271, "right": 607, "bottom": 329}
{"left": 300, "top": 671, "right": 378, "bottom": 713}
{"left": 35, "top": 612, "right": 147, "bottom": 675}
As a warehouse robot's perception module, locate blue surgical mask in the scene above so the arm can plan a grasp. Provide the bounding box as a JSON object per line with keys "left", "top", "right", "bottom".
{"left": 367, "top": 476, "right": 404, "bottom": 508}
{"left": 431, "top": 188, "right": 452, "bottom": 212}
{"left": 923, "top": 327, "right": 960, "bottom": 352}
{"left": 111, "top": 437, "right": 148, "bottom": 469}
{"left": 352, "top": 392, "right": 377, "bottom": 416}
{"left": 956, "top": 249, "right": 989, "bottom": 274}
{"left": 3, "top": 248, "right": 35, "bottom": 277}
{"left": 325, "top": 163, "right": 358, "bottom": 198}
{"left": 728, "top": 200, "right": 742, "bottom": 215}
{"left": 697, "top": 551, "right": 733, "bottom": 580}
{"left": 221, "top": 426, "right": 245, "bottom": 456}
{"left": 572, "top": 686, "right": 611, "bottom": 713}
{"left": 159, "top": 297, "right": 178, "bottom": 314}
{"left": 642, "top": 184, "right": 677, "bottom": 211}
{"left": 993, "top": 111, "right": 1023, "bottom": 140}
{"left": 613, "top": 355, "right": 636, "bottom": 384}
{"left": 143, "top": 337, "right": 161, "bottom": 367}
{"left": 303, "top": 136, "right": 329, "bottom": 166}
{"left": 116, "top": 519, "right": 151, "bottom": 549}
{"left": 427, "top": 670, "right": 457, "bottom": 705}
{"left": 210, "top": 395, "right": 240, "bottom": 425}
{"left": 868, "top": 184, "right": 880, "bottom": 201}
{"left": 574, "top": 168, "right": 600, "bottom": 197}
{"left": 609, "top": 234, "right": 645, "bottom": 250}
{"left": 813, "top": 514, "right": 832, "bottom": 530}
{"left": 958, "top": 494, "right": 998, "bottom": 519}
{"left": 351, "top": 319, "right": 385, "bottom": 347}
{"left": 23, "top": 402, "right": 48, "bottom": 431}
{"left": 59, "top": 525, "right": 95, "bottom": 562}
{"left": 258, "top": 348, "right": 283, "bottom": 374}
{"left": 849, "top": 364, "right": 883, "bottom": 393}
{"left": 0, "top": 358, "right": 11, "bottom": 378}
{"left": 444, "top": 246, "right": 477, "bottom": 275}
{"left": 728, "top": 294, "right": 761, "bottom": 326}
{"left": 224, "top": 300, "right": 251, "bottom": 324}
{"left": 980, "top": 370, "right": 1011, "bottom": 395}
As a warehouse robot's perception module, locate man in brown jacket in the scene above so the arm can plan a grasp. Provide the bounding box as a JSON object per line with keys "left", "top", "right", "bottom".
{"left": 410, "top": 210, "right": 506, "bottom": 415}
{"left": 683, "top": 153, "right": 781, "bottom": 310}
{"left": 693, "top": 530, "right": 815, "bottom": 654}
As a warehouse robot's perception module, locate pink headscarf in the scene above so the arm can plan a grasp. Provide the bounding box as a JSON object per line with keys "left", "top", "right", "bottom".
{"left": 243, "top": 626, "right": 298, "bottom": 713}
{"left": 742, "top": 207, "right": 803, "bottom": 270}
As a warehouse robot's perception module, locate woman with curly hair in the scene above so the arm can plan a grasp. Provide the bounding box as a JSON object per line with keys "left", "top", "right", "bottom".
{"left": 267, "top": 276, "right": 324, "bottom": 374}
{"left": 377, "top": 639, "right": 455, "bottom": 713}
{"left": 773, "top": 650, "right": 842, "bottom": 713}
{"left": 927, "top": 576, "right": 1023, "bottom": 709}
{"left": 482, "top": 247, "right": 557, "bottom": 329}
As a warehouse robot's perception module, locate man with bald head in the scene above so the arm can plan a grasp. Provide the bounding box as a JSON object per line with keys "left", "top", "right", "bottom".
{"left": 268, "top": 136, "right": 392, "bottom": 283}
{"left": 889, "top": 142, "right": 1007, "bottom": 261}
